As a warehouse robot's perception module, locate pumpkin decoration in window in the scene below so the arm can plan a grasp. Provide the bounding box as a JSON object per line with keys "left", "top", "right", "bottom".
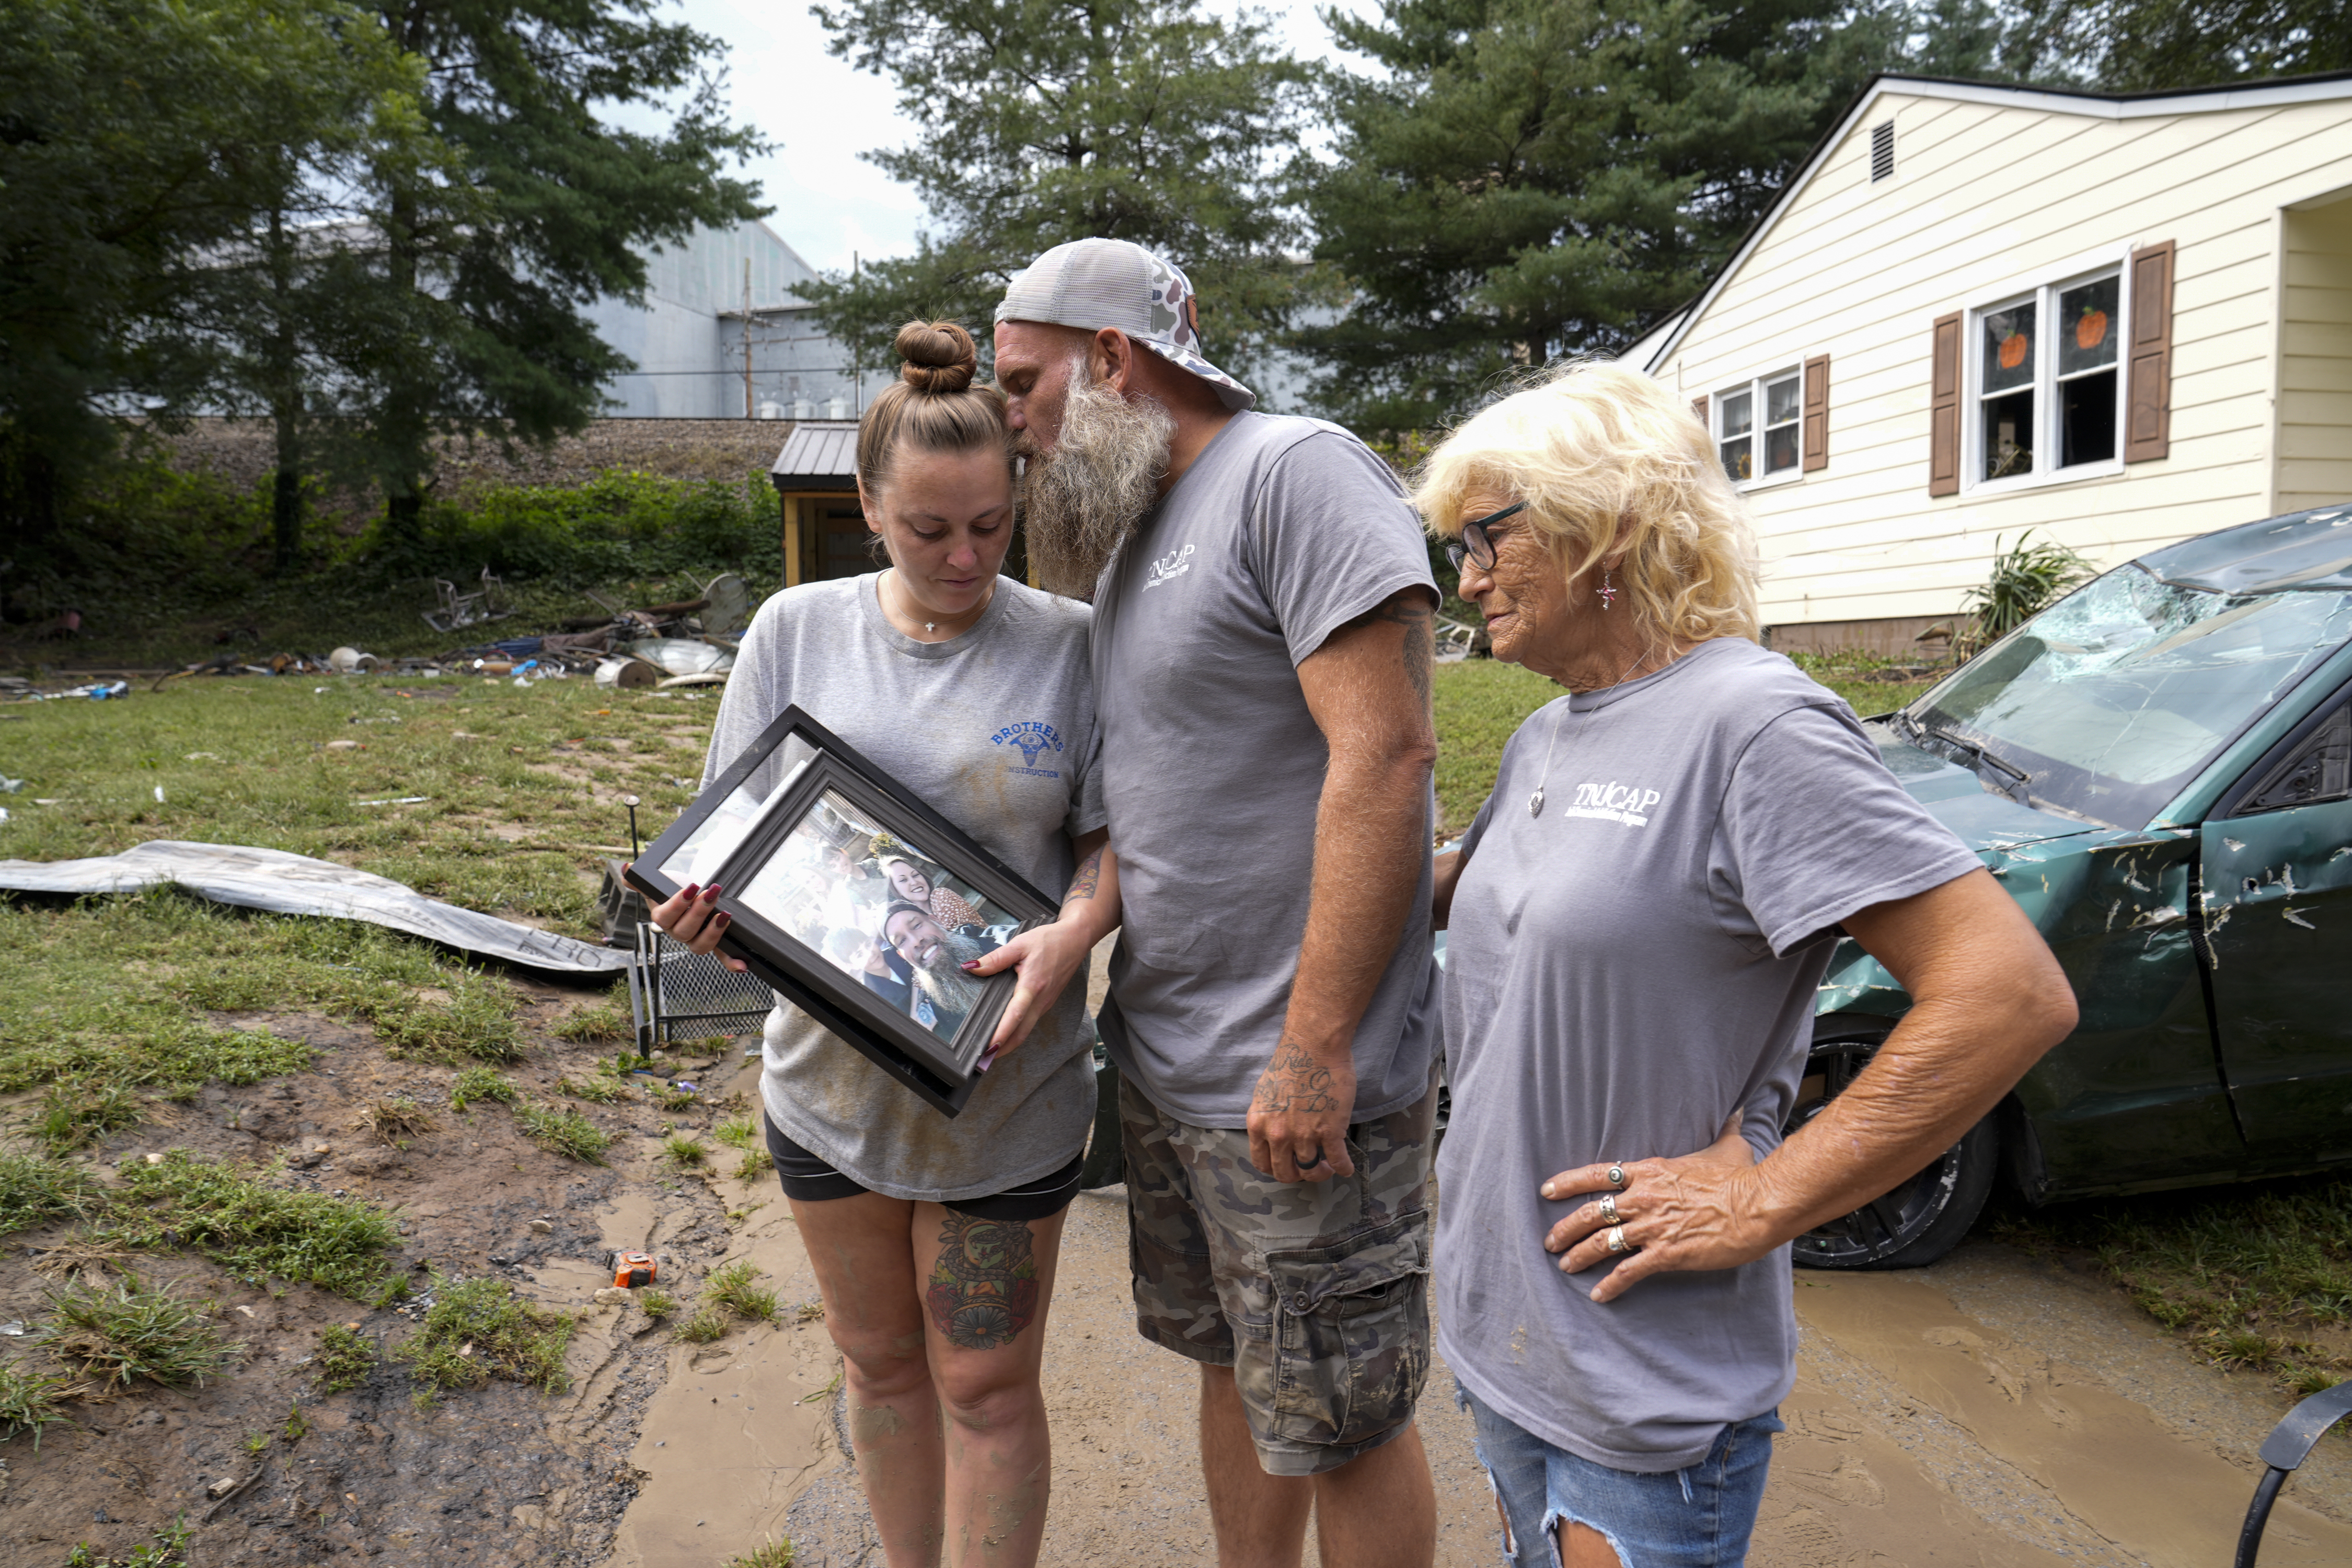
{"left": 1998, "top": 331, "right": 2030, "bottom": 370}
{"left": 2075, "top": 305, "right": 2108, "bottom": 351}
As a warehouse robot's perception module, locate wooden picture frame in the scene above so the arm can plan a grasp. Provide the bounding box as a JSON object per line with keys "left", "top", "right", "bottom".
{"left": 624, "top": 708, "right": 1057, "bottom": 1117}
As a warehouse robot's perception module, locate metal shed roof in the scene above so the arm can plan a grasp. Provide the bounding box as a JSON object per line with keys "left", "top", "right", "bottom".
{"left": 769, "top": 421, "right": 859, "bottom": 488}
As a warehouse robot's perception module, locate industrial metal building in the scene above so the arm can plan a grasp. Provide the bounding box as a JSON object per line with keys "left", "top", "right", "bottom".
{"left": 584, "top": 219, "right": 867, "bottom": 420}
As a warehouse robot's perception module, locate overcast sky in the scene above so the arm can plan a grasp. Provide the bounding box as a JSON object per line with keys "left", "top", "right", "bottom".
{"left": 666, "top": 0, "right": 1375, "bottom": 276}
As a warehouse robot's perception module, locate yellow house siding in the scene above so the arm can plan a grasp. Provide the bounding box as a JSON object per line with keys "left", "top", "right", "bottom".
{"left": 2278, "top": 196, "right": 2352, "bottom": 512}
{"left": 1653, "top": 83, "right": 2352, "bottom": 630}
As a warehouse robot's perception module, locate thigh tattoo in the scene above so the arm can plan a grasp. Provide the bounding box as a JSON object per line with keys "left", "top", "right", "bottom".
{"left": 926, "top": 1213, "right": 1041, "bottom": 1350}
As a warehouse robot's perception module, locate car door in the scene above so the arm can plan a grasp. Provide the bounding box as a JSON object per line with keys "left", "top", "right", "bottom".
{"left": 2199, "top": 683, "right": 2352, "bottom": 1154}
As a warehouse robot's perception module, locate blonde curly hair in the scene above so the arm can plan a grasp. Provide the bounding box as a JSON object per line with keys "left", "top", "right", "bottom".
{"left": 1412, "top": 361, "right": 1762, "bottom": 648}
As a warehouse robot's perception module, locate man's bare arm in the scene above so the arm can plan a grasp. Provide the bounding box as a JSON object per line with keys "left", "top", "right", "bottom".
{"left": 1250, "top": 586, "right": 1439, "bottom": 1183}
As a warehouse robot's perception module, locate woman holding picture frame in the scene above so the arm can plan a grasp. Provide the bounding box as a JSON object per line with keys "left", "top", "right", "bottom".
{"left": 647, "top": 320, "right": 1119, "bottom": 1568}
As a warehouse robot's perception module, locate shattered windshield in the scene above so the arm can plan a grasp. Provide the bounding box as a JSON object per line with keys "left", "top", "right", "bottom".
{"left": 1908, "top": 566, "right": 2352, "bottom": 828}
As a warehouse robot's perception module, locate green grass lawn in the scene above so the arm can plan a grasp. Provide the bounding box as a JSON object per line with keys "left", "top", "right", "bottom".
{"left": 1430, "top": 656, "right": 1936, "bottom": 834}
{"left": 0, "top": 674, "right": 688, "bottom": 1156}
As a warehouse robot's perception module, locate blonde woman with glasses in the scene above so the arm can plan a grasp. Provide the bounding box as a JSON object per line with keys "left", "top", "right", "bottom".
{"left": 1421, "top": 363, "right": 2076, "bottom": 1567}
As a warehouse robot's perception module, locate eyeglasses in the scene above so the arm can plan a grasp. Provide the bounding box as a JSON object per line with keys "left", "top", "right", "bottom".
{"left": 1442, "top": 501, "right": 1528, "bottom": 574}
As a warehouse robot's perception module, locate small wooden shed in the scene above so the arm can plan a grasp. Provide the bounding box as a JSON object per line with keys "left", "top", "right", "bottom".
{"left": 768, "top": 421, "right": 869, "bottom": 586}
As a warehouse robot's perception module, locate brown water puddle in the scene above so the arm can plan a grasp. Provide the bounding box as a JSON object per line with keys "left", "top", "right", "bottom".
{"left": 573, "top": 1056, "right": 840, "bottom": 1567}
{"left": 1761, "top": 1270, "right": 2352, "bottom": 1567}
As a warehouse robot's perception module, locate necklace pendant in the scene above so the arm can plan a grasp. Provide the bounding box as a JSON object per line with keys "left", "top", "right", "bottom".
{"left": 1528, "top": 787, "right": 1545, "bottom": 817}
{"left": 924, "top": 621, "right": 937, "bottom": 633}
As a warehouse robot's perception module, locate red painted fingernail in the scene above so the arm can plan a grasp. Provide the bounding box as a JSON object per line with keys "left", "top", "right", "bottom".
{"left": 701, "top": 884, "right": 722, "bottom": 901}
{"left": 960, "top": 960, "right": 981, "bottom": 971}
{"left": 716, "top": 912, "right": 730, "bottom": 926}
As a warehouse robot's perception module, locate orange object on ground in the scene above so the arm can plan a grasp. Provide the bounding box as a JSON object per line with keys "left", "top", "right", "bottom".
{"left": 609, "top": 1251, "right": 658, "bottom": 1288}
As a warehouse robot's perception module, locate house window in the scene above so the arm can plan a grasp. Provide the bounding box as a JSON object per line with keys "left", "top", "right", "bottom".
{"left": 1715, "top": 370, "right": 1803, "bottom": 483}
{"left": 1973, "top": 267, "right": 2123, "bottom": 486}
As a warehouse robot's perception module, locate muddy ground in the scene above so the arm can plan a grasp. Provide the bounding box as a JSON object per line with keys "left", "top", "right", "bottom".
{"left": 7, "top": 999, "right": 2352, "bottom": 1567}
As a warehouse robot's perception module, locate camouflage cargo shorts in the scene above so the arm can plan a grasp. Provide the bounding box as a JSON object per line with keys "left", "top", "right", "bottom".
{"left": 1120, "top": 1065, "right": 1437, "bottom": 1477}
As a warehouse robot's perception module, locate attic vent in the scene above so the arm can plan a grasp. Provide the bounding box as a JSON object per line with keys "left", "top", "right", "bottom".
{"left": 1870, "top": 121, "right": 1895, "bottom": 182}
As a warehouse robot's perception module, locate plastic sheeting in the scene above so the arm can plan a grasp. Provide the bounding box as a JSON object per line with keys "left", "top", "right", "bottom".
{"left": 0, "top": 840, "right": 630, "bottom": 974}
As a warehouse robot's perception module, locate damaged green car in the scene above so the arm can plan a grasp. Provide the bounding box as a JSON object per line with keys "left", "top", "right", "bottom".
{"left": 1803, "top": 504, "right": 2352, "bottom": 1268}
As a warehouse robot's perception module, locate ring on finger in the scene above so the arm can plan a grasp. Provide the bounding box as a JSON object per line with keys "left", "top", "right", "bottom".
{"left": 1597, "top": 1193, "right": 1620, "bottom": 1225}
{"left": 1606, "top": 1164, "right": 1627, "bottom": 1190}
{"left": 1605, "top": 1225, "right": 1633, "bottom": 1255}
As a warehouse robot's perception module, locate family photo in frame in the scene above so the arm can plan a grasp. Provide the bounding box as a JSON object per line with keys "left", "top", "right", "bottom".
{"left": 624, "top": 707, "right": 1058, "bottom": 1115}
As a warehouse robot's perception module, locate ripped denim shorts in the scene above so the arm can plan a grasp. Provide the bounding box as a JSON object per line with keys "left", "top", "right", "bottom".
{"left": 1456, "top": 1380, "right": 1781, "bottom": 1567}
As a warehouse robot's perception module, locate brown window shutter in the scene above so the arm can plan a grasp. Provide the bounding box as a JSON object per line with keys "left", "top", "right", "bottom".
{"left": 1690, "top": 393, "right": 1709, "bottom": 429}
{"left": 1929, "top": 313, "right": 1961, "bottom": 496}
{"left": 1802, "top": 354, "right": 1830, "bottom": 472}
{"left": 2126, "top": 240, "right": 2174, "bottom": 462}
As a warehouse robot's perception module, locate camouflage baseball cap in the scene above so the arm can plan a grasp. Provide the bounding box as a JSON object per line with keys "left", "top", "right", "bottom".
{"left": 994, "top": 238, "right": 1256, "bottom": 411}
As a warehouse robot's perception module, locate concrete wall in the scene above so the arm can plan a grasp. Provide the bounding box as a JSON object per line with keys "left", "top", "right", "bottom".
{"left": 1651, "top": 82, "right": 2352, "bottom": 631}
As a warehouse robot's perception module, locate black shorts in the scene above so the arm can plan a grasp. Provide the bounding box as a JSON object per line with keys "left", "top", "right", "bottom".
{"left": 763, "top": 1113, "right": 1082, "bottom": 1223}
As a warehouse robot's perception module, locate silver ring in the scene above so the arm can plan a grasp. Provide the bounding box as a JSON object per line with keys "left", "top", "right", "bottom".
{"left": 1605, "top": 1225, "right": 1632, "bottom": 1254}
{"left": 1598, "top": 1193, "right": 1620, "bottom": 1225}
{"left": 1606, "top": 1164, "right": 1627, "bottom": 1190}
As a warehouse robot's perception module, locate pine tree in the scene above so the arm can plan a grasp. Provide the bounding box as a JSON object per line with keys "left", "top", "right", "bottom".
{"left": 353, "top": 0, "right": 767, "bottom": 548}
{"left": 0, "top": 0, "right": 418, "bottom": 559}
{"left": 799, "top": 0, "right": 1314, "bottom": 390}
{"left": 1293, "top": 0, "right": 1904, "bottom": 432}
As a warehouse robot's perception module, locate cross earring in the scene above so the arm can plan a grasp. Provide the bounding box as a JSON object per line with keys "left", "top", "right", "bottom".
{"left": 1599, "top": 566, "right": 1618, "bottom": 610}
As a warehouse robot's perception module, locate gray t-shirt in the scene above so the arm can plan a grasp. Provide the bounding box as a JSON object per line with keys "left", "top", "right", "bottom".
{"left": 1435, "top": 638, "right": 1981, "bottom": 1471}
{"left": 1090, "top": 410, "right": 1440, "bottom": 1128}
{"left": 702, "top": 573, "right": 1108, "bottom": 1202}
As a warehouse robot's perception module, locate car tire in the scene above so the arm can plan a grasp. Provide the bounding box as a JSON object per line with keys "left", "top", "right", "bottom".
{"left": 1786, "top": 1027, "right": 2001, "bottom": 1271}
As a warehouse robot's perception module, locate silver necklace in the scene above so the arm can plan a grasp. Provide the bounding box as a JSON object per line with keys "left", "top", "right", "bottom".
{"left": 1528, "top": 649, "right": 1656, "bottom": 817}
{"left": 889, "top": 571, "right": 965, "bottom": 637}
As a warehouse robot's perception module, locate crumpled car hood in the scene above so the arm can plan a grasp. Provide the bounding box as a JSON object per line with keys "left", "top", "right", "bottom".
{"left": 1870, "top": 728, "right": 2103, "bottom": 855}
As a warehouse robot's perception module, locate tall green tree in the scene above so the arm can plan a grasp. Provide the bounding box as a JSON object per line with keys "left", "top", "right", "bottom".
{"left": 1987, "top": 0, "right": 2350, "bottom": 87}
{"left": 352, "top": 0, "right": 767, "bottom": 549}
{"left": 1294, "top": 0, "right": 1904, "bottom": 432}
{"left": 0, "top": 0, "right": 419, "bottom": 560}
{"left": 801, "top": 0, "right": 1315, "bottom": 391}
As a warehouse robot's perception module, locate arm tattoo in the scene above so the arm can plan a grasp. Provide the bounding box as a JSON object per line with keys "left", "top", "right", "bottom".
{"left": 1342, "top": 594, "right": 1435, "bottom": 710}
{"left": 925, "top": 1213, "right": 1041, "bottom": 1350}
{"left": 1063, "top": 846, "right": 1103, "bottom": 904}
{"left": 1250, "top": 1040, "right": 1342, "bottom": 1115}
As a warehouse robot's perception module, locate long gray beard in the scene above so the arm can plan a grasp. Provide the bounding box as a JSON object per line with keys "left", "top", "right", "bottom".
{"left": 1022, "top": 364, "right": 1175, "bottom": 599}
{"left": 911, "top": 927, "right": 992, "bottom": 1019}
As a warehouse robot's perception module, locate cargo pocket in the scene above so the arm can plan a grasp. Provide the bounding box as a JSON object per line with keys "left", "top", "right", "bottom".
{"left": 1263, "top": 1210, "right": 1431, "bottom": 1448}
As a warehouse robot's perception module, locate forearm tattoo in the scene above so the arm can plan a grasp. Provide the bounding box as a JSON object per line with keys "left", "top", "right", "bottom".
{"left": 1064, "top": 846, "right": 1104, "bottom": 904}
{"left": 925, "top": 1213, "right": 1041, "bottom": 1350}
{"left": 1251, "top": 1040, "right": 1342, "bottom": 1115}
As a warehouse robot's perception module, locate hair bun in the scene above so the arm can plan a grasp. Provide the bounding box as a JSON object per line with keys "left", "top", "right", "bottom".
{"left": 895, "top": 320, "right": 977, "bottom": 394}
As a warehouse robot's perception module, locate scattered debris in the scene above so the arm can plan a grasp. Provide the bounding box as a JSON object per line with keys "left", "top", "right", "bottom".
{"left": 423, "top": 568, "right": 511, "bottom": 633}
{"left": 0, "top": 840, "right": 630, "bottom": 973}
{"left": 596, "top": 657, "right": 661, "bottom": 690}
{"left": 328, "top": 647, "right": 382, "bottom": 673}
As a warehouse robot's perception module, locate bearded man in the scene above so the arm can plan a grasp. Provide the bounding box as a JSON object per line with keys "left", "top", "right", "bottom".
{"left": 986, "top": 238, "right": 1442, "bottom": 1568}
{"left": 882, "top": 901, "right": 995, "bottom": 1037}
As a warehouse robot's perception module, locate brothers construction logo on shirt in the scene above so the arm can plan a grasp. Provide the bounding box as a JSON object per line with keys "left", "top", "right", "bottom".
{"left": 991, "top": 721, "right": 1065, "bottom": 779}
{"left": 1562, "top": 780, "right": 1661, "bottom": 828}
